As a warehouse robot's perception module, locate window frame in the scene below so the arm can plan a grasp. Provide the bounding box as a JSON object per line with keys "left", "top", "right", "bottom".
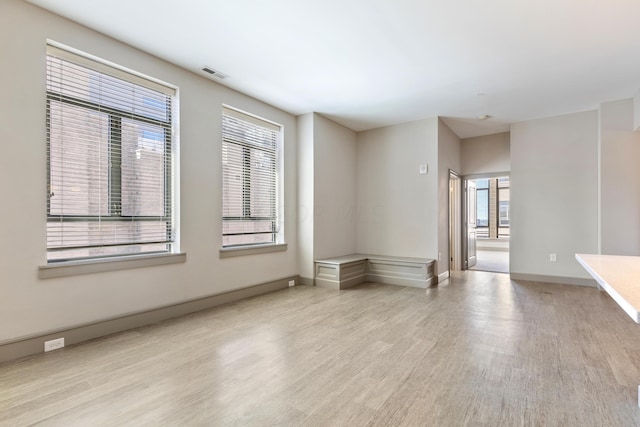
{"left": 497, "top": 178, "right": 510, "bottom": 235}
{"left": 45, "top": 42, "right": 178, "bottom": 263}
{"left": 475, "top": 179, "right": 489, "bottom": 237}
{"left": 221, "top": 106, "right": 283, "bottom": 250}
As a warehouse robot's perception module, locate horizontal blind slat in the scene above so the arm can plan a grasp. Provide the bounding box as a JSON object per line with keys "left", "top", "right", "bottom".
{"left": 46, "top": 46, "right": 175, "bottom": 261}
{"left": 221, "top": 108, "right": 280, "bottom": 247}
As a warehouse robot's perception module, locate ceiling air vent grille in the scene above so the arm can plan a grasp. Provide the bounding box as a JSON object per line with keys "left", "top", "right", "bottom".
{"left": 202, "top": 66, "right": 228, "bottom": 80}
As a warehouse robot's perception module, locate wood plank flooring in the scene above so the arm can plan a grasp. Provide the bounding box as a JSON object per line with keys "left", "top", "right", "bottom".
{"left": 469, "top": 250, "right": 509, "bottom": 274}
{"left": 2, "top": 270, "right": 640, "bottom": 426}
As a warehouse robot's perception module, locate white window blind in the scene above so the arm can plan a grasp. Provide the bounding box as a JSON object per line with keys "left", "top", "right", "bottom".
{"left": 46, "top": 44, "right": 176, "bottom": 262}
{"left": 222, "top": 107, "right": 280, "bottom": 247}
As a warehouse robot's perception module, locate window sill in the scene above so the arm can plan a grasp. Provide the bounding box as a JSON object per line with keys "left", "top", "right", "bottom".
{"left": 219, "top": 243, "right": 287, "bottom": 258}
{"left": 39, "top": 252, "right": 187, "bottom": 279}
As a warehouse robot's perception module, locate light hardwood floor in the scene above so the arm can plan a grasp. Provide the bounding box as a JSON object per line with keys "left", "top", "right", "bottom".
{"left": 2, "top": 271, "right": 640, "bottom": 426}
{"left": 470, "top": 250, "right": 509, "bottom": 274}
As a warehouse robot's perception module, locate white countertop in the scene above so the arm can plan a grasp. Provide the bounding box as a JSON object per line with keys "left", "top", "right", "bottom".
{"left": 576, "top": 253, "right": 640, "bottom": 323}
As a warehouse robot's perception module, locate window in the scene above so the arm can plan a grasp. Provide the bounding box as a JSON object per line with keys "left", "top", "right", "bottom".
{"left": 221, "top": 107, "right": 281, "bottom": 247}
{"left": 46, "top": 44, "right": 176, "bottom": 262}
{"left": 475, "top": 179, "right": 489, "bottom": 239}
{"left": 472, "top": 176, "right": 510, "bottom": 239}
{"left": 498, "top": 177, "right": 510, "bottom": 234}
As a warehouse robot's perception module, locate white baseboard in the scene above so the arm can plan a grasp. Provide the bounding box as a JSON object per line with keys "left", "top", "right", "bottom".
{"left": 298, "top": 276, "right": 314, "bottom": 286}
{"left": 510, "top": 272, "right": 597, "bottom": 287}
{"left": 0, "top": 275, "right": 297, "bottom": 364}
{"left": 438, "top": 271, "right": 450, "bottom": 283}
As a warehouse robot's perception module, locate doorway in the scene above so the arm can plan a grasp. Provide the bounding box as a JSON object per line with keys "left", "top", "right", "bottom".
{"left": 467, "top": 175, "right": 510, "bottom": 273}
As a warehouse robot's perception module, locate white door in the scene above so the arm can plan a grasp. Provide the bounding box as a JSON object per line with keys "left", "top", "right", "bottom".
{"left": 466, "top": 180, "right": 477, "bottom": 268}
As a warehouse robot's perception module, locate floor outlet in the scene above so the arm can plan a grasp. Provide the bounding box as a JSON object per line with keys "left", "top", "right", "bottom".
{"left": 44, "top": 337, "right": 65, "bottom": 352}
{"left": 288, "top": 280, "right": 295, "bottom": 287}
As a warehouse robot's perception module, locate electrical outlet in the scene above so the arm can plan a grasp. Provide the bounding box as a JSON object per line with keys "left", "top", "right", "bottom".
{"left": 549, "top": 253, "right": 557, "bottom": 262}
{"left": 44, "top": 337, "right": 65, "bottom": 352}
{"left": 288, "top": 280, "right": 295, "bottom": 287}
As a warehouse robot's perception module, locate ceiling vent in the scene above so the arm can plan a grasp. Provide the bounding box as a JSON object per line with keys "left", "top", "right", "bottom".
{"left": 202, "top": 66, "right": 228, "bottom": 80}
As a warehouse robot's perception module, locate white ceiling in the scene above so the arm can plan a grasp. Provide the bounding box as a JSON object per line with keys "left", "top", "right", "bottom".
{"left": 27, "top": 0, "right": 640, "bottom": 138}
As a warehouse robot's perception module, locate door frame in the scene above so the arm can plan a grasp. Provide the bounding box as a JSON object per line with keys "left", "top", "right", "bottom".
{"left": 461, "top": 172, "right": 511, "bottom": 271}
{"left": 448, "top": 170, "right": 462, "bottom": 271}
{"left": 463, "top": 178, "right": 478, "bottom": 269}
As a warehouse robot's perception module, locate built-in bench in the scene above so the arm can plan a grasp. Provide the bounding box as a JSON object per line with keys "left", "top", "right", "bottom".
{"left": 314, "top": 254, "right": 436, "bottom": 290}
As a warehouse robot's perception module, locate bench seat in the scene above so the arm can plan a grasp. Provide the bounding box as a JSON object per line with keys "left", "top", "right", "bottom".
{"left": 314, "top": 254, "right": 436, "bottom": 290}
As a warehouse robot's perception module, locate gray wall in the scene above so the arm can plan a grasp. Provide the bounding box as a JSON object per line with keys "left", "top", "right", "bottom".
{"left": 437, "top": 119, "right": 461, "bottom": 276}
{"left": 461, "top": 132, "right": 510, "bottom": 176}
{"left": 313, "top": 114, "right": 357, "bottom": 260}
{"left": 297, "top": 113, "right": 315, "bottom": 280}
{"left": 5, "top": 0, "right": 640, "bottom": 346}
{"left": 296, "top": 113, "right": 357, "bottom": 280}
{"left": 356, "top": 118, "right": 438, "bottom": 258}
{"left": 634, "top": 90, "right": 640, "bottom": 131}
{"left": 510, "top": 111, "right": 598, "bottom": 280}
{"left": 0, "top": 0, "right": 298, "bottom": 342}
{"left": 600, "top": 99, "right": 640, "bottom": 255}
